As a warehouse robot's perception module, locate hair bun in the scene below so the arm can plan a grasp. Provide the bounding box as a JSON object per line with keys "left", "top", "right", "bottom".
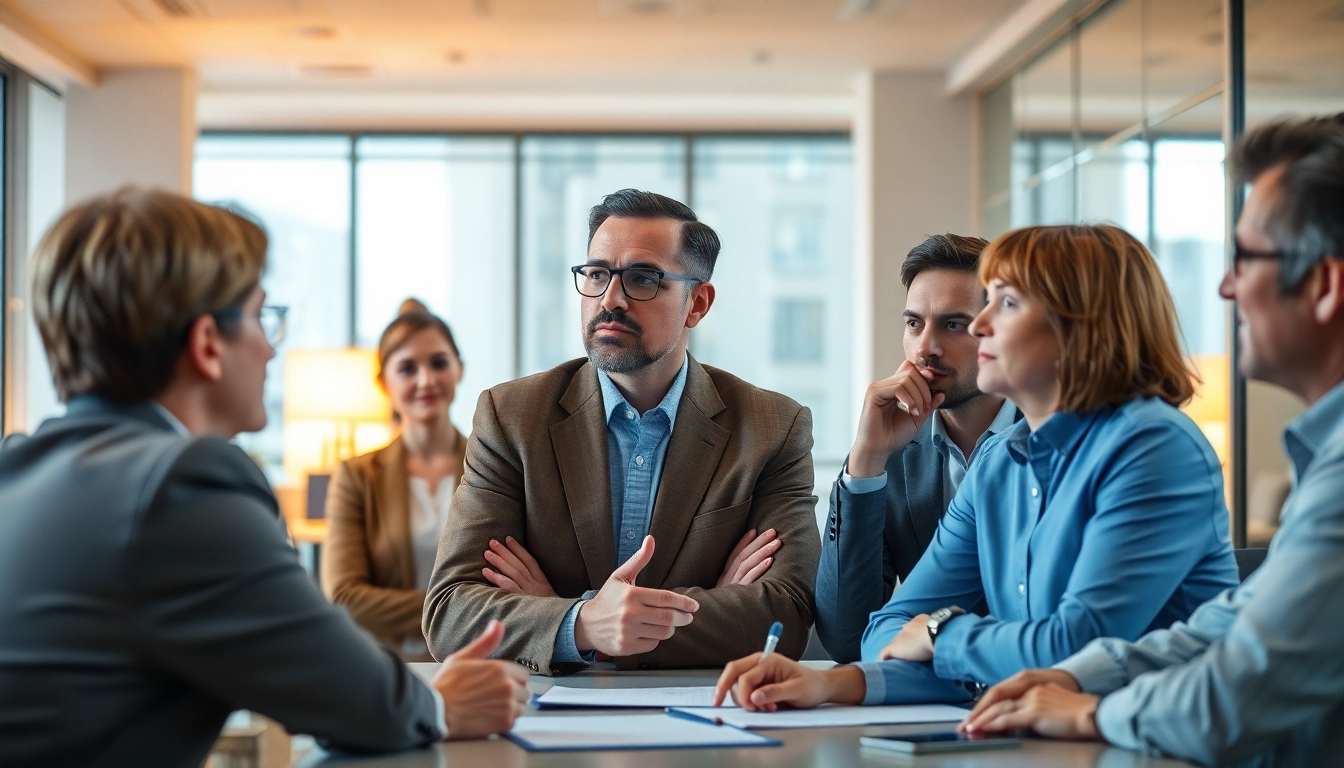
{"left": 398, "top": 298, "right": 430, "bottom": 316}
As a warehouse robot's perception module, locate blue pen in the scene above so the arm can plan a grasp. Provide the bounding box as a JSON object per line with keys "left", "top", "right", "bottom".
{"left": 760, "top": 621, "right": 783, "bottom": 660}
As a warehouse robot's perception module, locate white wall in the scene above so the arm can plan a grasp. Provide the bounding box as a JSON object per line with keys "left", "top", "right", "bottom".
{"left": 853, "top": 71, "right": 975, "bottom": 405}
{"left": 65, "top": 68, "right": 196, "bottom": 202}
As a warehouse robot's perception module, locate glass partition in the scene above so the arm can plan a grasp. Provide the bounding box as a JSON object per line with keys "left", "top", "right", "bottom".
{"left": 979, "top": 0, "right": 1230, "bottom": 515}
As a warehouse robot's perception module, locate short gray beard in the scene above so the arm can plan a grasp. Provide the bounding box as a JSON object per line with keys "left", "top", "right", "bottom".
{"left": 585, "top": 336, "right": 677, "bottom": 374}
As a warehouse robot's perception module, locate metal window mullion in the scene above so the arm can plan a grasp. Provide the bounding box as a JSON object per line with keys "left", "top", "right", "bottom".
{"left": 1225, "top": 0, "right": 1248, "bottom": 549}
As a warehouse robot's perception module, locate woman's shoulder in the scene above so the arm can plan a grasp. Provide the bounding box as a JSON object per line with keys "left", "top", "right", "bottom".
{"left": 1103, "top": 397, "right": 1219, "bottom": 463}
{"left": 337, "top": 437, "right": 404, "bottom": 482}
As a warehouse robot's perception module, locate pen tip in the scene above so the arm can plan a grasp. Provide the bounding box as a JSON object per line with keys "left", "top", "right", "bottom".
{"left": 769, "top": 621, "right": 783, "bottom": 637}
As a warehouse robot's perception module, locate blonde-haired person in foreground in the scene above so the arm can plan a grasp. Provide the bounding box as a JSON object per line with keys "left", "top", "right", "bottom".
{"left": 323, "top": 298, "right": 468, "bottom": 660}
{"left": 962, "top": 114, "right": 1344, "bottom": 768}
{"left": 0, "top": 189, "right": 527, "bottom": 766}
{"left": 714, "top": 224, "right": 1237, "bottom": 710}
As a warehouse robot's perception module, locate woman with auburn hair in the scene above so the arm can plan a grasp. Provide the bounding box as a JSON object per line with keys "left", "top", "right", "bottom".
{"left": 711, "top": 224, "right": 1238, "bottom": 712}
{"left": 322, "top": 299, "right": 468, "bottom": 660}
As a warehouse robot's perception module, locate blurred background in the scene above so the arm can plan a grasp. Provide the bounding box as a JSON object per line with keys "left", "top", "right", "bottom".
{"left": 1, "top": 0, "right": 1342, "bottom": 551}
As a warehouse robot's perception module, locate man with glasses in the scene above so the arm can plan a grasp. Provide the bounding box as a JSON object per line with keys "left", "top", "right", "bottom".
{"left": 425, "top": 188, "right": 820, "bottom": 673}
{"left": 960, "top": 114, "right": 1344, "bottom": 767}
{"left": 0, "top": 189, "right": 529, "bottom": 765}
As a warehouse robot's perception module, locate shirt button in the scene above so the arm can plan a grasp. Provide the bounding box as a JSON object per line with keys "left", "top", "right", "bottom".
{"left": 1030, "top": 487, "right": 1039, "bottom": 497}
{"left": 1018, "top": 583, "right": 1026, "bottom": 595}
{"left": 635, "top": 455, "right": 645, "bottom": 467}
{"left": 625, "top": 409, "right": 635, "bottom": 420}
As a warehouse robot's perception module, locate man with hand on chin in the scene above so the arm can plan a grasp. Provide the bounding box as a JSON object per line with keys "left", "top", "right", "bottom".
{"left": 816, "top": 234, "right": 1019, "bottom": 662}
{"left": 961, "top": 114, "right": 1344, "bottom": 768}
{"left": 424, "top": 189, "right": 820, "bottom": 673}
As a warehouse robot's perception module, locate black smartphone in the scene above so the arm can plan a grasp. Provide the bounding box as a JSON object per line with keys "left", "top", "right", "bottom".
{"left": 860, "top": 732, "right": 1024, "bottom": 754}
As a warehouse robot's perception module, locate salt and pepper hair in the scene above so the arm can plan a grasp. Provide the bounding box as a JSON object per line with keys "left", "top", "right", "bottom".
{"left": 587, "top": 188, "right": 721, "bottom": 281}
{"left": 1229, "top": 112, "right": 1344, "bottom": 293}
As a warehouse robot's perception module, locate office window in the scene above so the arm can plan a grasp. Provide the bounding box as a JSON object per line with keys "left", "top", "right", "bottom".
{"left": 518, "top": 136, "right": 686, "bottom": 375}
{"left": 195, "top": 135, "right": 354, "bottom": 480}
{"left": 194, "top": 132, "right": 853, "bottom": 496}
{"left": 353, "top": 136, "right": 516, "bottom": 434}
{"left": 771, "top": 299, "right": 825, "bottom": 363}
{"left": 691, "top": 137, "right": 853, "bottom": 461}
{"left": 771, "top": 206, "right": 825, "bottom": 272}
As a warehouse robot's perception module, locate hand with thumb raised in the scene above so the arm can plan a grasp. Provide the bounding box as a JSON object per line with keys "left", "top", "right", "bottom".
{"left": 573, "top": 536, "right": 699, "bottom": 657}
{"left": 431, "top": 620, "right": 530, "bottom": 739}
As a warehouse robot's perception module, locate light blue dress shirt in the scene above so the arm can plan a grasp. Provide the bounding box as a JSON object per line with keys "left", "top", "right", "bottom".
{"left": 1055, "top": 380, "right": 1344, "bottom": 768}
{"left": 552, "top": 355, "right": 689, "bottom": 665}
{"left": 853, "top": 396, "right": 1239, "bottom": 704}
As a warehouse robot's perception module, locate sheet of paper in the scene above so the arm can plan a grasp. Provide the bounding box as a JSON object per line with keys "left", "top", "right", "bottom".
{"left": 667, "top": 703, "right": 969, "bottom": 730}
{"left": 507, "top": 714, "right": 779, "bottom": 751}
{"left": 536, "top": 685, "right": 719, "bottom": 708}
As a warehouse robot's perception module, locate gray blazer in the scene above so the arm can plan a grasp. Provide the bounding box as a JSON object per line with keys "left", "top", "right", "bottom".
{"left": 815, "top": 419, "right": 944, "bottom": 662}
{"left": 0, "top": 397, "right": 442, "bottom": 767}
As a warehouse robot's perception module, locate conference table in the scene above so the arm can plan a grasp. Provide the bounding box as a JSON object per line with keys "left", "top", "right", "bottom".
{"left": 296, "top": 662, "right": 1195, "bottom": 767}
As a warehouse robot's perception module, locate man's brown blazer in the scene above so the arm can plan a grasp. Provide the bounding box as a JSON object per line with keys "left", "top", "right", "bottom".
{"left": 423, "top": 355, "right": 820, "bottom": 673}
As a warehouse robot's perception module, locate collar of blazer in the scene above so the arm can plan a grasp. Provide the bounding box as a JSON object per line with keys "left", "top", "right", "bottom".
{"left": 552, "top": 353, "right": 731, "bottom": 588}
{"left": 372, "top": 427, "right": 468, "bottom": 589}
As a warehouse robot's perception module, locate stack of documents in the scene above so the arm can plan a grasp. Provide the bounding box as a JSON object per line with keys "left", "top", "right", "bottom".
{"left": 522, "top": 684, "right": 969, "bottom": 750}
{"left": 507, "top": 714, "right": 780, "bottom": 752}
{"left": 535, "top": 685, "right": 717, "bottom": 709}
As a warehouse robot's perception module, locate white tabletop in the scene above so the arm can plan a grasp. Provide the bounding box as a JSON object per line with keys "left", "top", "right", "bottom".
{"left": 294, "top": 662, "right": 1194, "bottom": 767}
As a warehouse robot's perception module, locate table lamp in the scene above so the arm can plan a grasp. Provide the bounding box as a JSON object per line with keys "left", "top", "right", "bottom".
{"left": 283, "top": 348, "right": 392, "bottom": 480}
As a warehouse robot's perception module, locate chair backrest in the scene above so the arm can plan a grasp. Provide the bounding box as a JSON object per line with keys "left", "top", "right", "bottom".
{"left": 1234, "top": 548, "right": 1269, "bottom": 583}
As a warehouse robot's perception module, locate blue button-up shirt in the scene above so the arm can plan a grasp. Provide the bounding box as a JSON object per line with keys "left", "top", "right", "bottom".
{"left": 552, "top": 355, "right": 689, "bottom": 664}
{"left": 855, "top": 396, "right": 1238, "bottom": 704}
{"left": 1056, "top": 380, "right": 1344, "bottom": 768}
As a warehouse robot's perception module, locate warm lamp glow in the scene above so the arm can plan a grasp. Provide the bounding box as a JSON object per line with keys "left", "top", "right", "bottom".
{"left": 283, "top": 348, "right": 392, "bottom": 477}
{"left": 284, "top": 349, "right": 390, "bottom": 422}
{"left": 1186, "top": 354, "right": 1230, "bottom": 466}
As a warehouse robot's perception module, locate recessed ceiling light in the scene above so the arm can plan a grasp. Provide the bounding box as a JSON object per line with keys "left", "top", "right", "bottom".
{"left": 291, "top": 25, "right": 337, "bottom": 40}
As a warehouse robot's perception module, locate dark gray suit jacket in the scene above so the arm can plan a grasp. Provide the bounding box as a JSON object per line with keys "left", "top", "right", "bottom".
{"left": 815, "top": 419, "right": 942, "bottom": 662}
{"left": 816, "top": 409, "right": 1016, "bottom": 663}
{"left": 0, "top": 397, "right": 442, "bottom": 767}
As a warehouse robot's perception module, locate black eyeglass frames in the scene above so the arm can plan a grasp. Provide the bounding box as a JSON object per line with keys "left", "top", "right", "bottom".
{"left": 571, "top": 265, "right": 704, "bottom": 302}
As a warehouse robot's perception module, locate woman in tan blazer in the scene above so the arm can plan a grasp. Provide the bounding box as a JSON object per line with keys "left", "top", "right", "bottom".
{"left": 323, "top": 299, "right": 467, "bottom": 660}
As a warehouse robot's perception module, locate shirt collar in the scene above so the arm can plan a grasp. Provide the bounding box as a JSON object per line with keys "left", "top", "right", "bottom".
{"left": 151, "top": 402, "right": 193, "bottom": 437}
{"left": 1005, "top": 407, "right": 1104, "bottom": 465}
{"left": 930, "top": 398, "right": 1020, "bottom": 452}
{"left": 597, "top": 352, "right": 689, "bottom": 426}
{"left": 1283, "top": 379, "right": 1344, "bottom": 480}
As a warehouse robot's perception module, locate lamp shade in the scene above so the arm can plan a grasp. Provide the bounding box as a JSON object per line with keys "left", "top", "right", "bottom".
{"left": 284, "top": 348, "right": 391, "bottom": 423}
